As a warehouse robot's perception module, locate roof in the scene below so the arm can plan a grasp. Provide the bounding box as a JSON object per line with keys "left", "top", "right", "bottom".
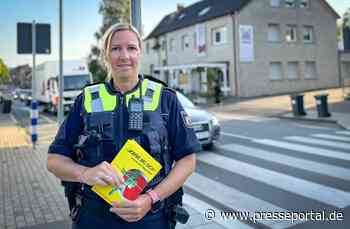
{"left": 320, "top": 0, "right": 340, "bottom": 19}
{"left": 146, "top": 0, "right": 250, "bottom": 39}
{"left": 145, "top": 0, "right": 340, "bottom": 40}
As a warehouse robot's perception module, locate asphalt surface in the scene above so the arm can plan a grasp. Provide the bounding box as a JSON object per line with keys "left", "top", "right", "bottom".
{"left": 7, "top": 99, "right": 350, "bottom": 229}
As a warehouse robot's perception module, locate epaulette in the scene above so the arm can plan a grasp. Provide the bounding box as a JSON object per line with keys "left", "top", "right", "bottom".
{"left": 143, "top": 74, "right": 168, "bottom": 87}
{"left": 163, "top": 87, "right": 177, "bottom": 95}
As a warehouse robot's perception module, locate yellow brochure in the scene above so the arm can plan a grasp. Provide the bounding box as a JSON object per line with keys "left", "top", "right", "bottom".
{"left": 91, "top": 139, "right": 162, "bottom": 205}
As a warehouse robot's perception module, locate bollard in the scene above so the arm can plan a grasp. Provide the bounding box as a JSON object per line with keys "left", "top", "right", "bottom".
{"left": 290, "top": 94, "right": 306, "bottom": 116}
{"left": 314, "top": 94, "right": 331, "bottom": 117}
{"left": 2, "top": 99, "right": 12, "bottom": 114}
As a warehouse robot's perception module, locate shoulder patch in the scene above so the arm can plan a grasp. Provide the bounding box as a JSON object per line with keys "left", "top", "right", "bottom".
{"left": 181, "top": 110, "right": 192, "bottom": 128}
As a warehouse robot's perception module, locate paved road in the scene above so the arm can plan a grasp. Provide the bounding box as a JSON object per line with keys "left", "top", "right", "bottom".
{"left": 7, "top": 102, "right": 350, "bottom": 229}
{"left": 185, "top": 116, "right": 349, "bottom": 229}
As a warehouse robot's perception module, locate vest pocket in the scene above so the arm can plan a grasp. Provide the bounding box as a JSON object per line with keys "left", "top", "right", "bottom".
{"left": 85, "top": 112, "right": 114, "bottom": 141}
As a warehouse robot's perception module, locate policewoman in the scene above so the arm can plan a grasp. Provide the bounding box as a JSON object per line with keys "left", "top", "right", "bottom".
{"left": 47, "top": 23, "right": 200, "bottom": 229}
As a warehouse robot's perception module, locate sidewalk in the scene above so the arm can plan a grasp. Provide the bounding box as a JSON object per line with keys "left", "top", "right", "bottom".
{"left": 206, "top": 88, "right": 349, "bottom": 129}
{"left": 0, "top": 114, "right": 70, "bottom": 229}
{"left": 0, "top": 113, "right": 226, "bottom": 229}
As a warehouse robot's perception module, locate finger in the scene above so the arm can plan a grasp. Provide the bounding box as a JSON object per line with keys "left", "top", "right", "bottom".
{"left": 123, "top": 215, "right": 140, "bottom": 222}
{"left": 112, "top": 210, "right": 140, "bottom": 222}
{"left": 110, "top": 207, "right": 136, "bottom": 215}
{"left": 113, "top": 167, "right": 125, "bottom": 182}
{"left": 114, "top": 212, "right": 139, "bottom": 222}
{"left": 119, "top": 199, "right": 136, "bottom": 208}
{"left": 95, "top": 177, "right": 109, "bottom": 186}
{"left": 101, "top": 164, "right": 124, "bottom": 186}
{"left": 111, "top": 200, "right": 135, "bottom": 208}
{"left": 100, "top": 173, "right": 116, "bottom": 185}
{"left": 106, "top": 164, "right": 125, "bottom": 184}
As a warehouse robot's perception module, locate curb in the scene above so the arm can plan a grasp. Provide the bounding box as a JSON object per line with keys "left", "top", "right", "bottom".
{"left": 276, "top": 114, "right": 348, "bottom": 130}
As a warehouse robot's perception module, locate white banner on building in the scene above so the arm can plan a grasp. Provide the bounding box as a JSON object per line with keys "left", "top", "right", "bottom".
{"left": 196, "top": 24, "right": 206, "bottom": 56}
{"left": 239, "top": 25, "right": 254, "bottom": 62}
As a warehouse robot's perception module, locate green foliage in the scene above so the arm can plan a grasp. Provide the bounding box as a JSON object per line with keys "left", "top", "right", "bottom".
{"left": 344, "top": 8, "right": 350, "bottom": 27}
{"left": 0, "top": 58, "right": 10, "bottom": 84}
{"left": 337, "top": 21, "right": 343, "bottom": 41}
{"left": 88, "top": 0, "right": 131, "bottom": 82}
{"left": 88, "top": 59, "right": 107, "bottom": 83}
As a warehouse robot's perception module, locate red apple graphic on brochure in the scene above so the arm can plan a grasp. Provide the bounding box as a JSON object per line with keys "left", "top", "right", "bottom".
{"left": 121, "top": 169, "right": 148, "bottom": 200}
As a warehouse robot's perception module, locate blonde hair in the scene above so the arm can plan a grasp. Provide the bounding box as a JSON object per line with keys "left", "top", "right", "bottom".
{"left": 100, "top": 23, "right": 142, "bottom": 79}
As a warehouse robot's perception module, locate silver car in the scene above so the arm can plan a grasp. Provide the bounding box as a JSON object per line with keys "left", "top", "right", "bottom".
{"left": 176, "top": 92, "right": 220, "bottom": 150}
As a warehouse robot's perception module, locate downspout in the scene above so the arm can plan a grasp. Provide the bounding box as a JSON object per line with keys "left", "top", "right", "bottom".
{"left": 232, "top": 11, "right": 241, "bottom": 97}
{"left": 338, "top": 51, "right": 344, "bottom": 97}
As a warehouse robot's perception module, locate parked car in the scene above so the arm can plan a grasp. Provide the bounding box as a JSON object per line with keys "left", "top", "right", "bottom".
{"left": 18, "top": 89, "right": 32, "bottom": 106}
{"left": 176, "top": 91, "right": 220, "bottom": 150}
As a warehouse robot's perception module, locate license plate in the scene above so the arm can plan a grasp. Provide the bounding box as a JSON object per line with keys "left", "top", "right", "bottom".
{"left": 196, "top": 131, "right": 209, "bottom": 139}
{"left": 193, "top": 125, "right": 203, "bottom": 132}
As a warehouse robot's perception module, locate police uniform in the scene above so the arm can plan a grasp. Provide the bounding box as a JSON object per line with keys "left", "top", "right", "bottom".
{"left": 48, "top": 75, "right": 201, "bottom": 228}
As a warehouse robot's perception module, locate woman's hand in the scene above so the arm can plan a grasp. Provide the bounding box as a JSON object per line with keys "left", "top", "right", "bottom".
{"left": 80, "top": 161, "right": 124, "bottom": 187}
{"left": 109, "top": 194, "right": 152, "bottom": 222}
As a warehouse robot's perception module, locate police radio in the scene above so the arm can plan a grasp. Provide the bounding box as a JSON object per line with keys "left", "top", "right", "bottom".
{"left": 128, "top": 95, "right": 143, "bottom": 131}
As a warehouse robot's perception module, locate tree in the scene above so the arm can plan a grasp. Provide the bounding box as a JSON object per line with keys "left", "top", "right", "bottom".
{"left": 337, "top": 20, "right": 343, "bottom": 41}
{"left": 0, "top": 58, "right": 10, "bottom": 84}
{"left": 344, "top": 8, "right": 350, "bottom": 27}
{"left": 88, "top": 0, "right": 131, "bottom": 83}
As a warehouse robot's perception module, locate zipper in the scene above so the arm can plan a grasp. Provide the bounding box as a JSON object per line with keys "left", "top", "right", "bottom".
{"left": 118, "top": 94, "right": 124, "bottom": 150}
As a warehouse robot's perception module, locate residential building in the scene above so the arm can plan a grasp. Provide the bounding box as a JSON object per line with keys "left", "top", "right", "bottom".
{"left": 10, "top": 64, "right": 32, "bottom": 89}
{"left": 141, "top": 0, "right": 340, "bottom": 97}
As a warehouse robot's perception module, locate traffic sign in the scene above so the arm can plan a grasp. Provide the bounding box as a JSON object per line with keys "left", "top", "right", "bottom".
{"left": 17, "top": 23, "right": 51, "bottom": 54}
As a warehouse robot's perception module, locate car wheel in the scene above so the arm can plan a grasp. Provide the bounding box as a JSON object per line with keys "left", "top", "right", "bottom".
{"left": 202, "top": 143, "right": 214, "bottom": 150}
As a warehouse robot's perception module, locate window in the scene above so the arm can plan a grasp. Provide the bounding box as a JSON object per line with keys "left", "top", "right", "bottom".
{"left": 169, "top": 38, "right": 174, "bottom": 52}
{"left": 304, "top": 61, "right": 317, "bottom": 79}
{"left": 178, "top": 13, "right": 185, "bottom": 20}
{"left": 198, "top": 6, "right": 211, "bottom": 16}
{"left": 181, "top": 35, "right": 190, "bottom": 50}
{"left": 270, "top": 0, "right": 280, "bottom": 7}
{"left": 161, "top": 40, "right": 167, "bottom": 50}
{"left": 287, "top": 62, "right": 299, "bottom": 79}
{"left": 193, "top": 32, "right": 197, "bottom": 48}
{"left": 268, "top": 24, "right": 281, "bottom": 42}
{"left": 303, "top": 26, "right": 314, "bottom": 43}
{"left": 146, "top": 42, "right": 150, "bottom": 54}
{"left": 285, "top": 25, "right": 297, "bottom": 42}
{"left": 285, "top": 0, "right": 296, "bottom": 8}
{"left": 300, "top": 0, "right": 309, "bottom": 8}
{"left": 212, "top": 26, "right": 227, "bottom": 45}
{"left": 270, "top": 62, "right": 283, "bottom": 80}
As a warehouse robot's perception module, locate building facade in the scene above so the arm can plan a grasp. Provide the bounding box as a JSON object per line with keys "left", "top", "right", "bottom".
{"left": 141, "top": 0, "right": 340, "bottom": 97}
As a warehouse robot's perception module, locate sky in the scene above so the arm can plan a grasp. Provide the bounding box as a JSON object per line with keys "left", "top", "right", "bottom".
{"left": 0, "top": 0, "right": 347, "bottom": 68}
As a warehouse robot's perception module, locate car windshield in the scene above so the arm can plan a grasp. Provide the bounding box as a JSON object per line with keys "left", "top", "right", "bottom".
{"left": 64, "top": 74, "right": 90, "bottom": 91}
{"left": 176, "top": 92, "right": 196, "bottom": 109}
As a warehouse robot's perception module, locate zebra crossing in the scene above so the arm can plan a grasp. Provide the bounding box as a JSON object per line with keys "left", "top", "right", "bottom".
{"left": 182, "top": 130, "right": 350, "bottom": 229}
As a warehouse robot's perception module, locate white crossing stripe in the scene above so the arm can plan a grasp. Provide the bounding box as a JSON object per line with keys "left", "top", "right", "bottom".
{"left": 293, "top": 124, "right": 334, "bottom": 130}
{"left": 222, "top": 132, "right": 256, "bottom": 141}
{"left": 183, "top": 194, "right": 254, "bottom": 229}
{"left": 218, "top": 144, "right": 350, "bottom": 181}
{"left": 312, "top": 134, "right": 350, "bottom": 142}
{"left": 197, "top": 153, "right": 350, "bottom": 208}
{"left": 185, "top": 173, "right": 304, "bottom": 228}
{"left": 285, "top": 136, "right": 350, "bottom": 151}
{"left": 214, "top": 113, "right": 277, "bottom": 122}
{"left": 336, "top": 131, "right": 350, "bottom": 136}
{"left": 254, "top": 139, "right": 350, "bottom": 162}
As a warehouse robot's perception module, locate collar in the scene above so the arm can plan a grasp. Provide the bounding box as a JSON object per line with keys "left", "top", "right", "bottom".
{"left": 106, "top": 75, "right": 143, "bottom": 95}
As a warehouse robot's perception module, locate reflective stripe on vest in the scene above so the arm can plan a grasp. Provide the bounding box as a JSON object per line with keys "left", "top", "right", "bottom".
{"left": 84, "top": 84, "right": 117, "bottom": 113}
{"left": 125, "top": 78, "right": 163, "bottom": 111}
